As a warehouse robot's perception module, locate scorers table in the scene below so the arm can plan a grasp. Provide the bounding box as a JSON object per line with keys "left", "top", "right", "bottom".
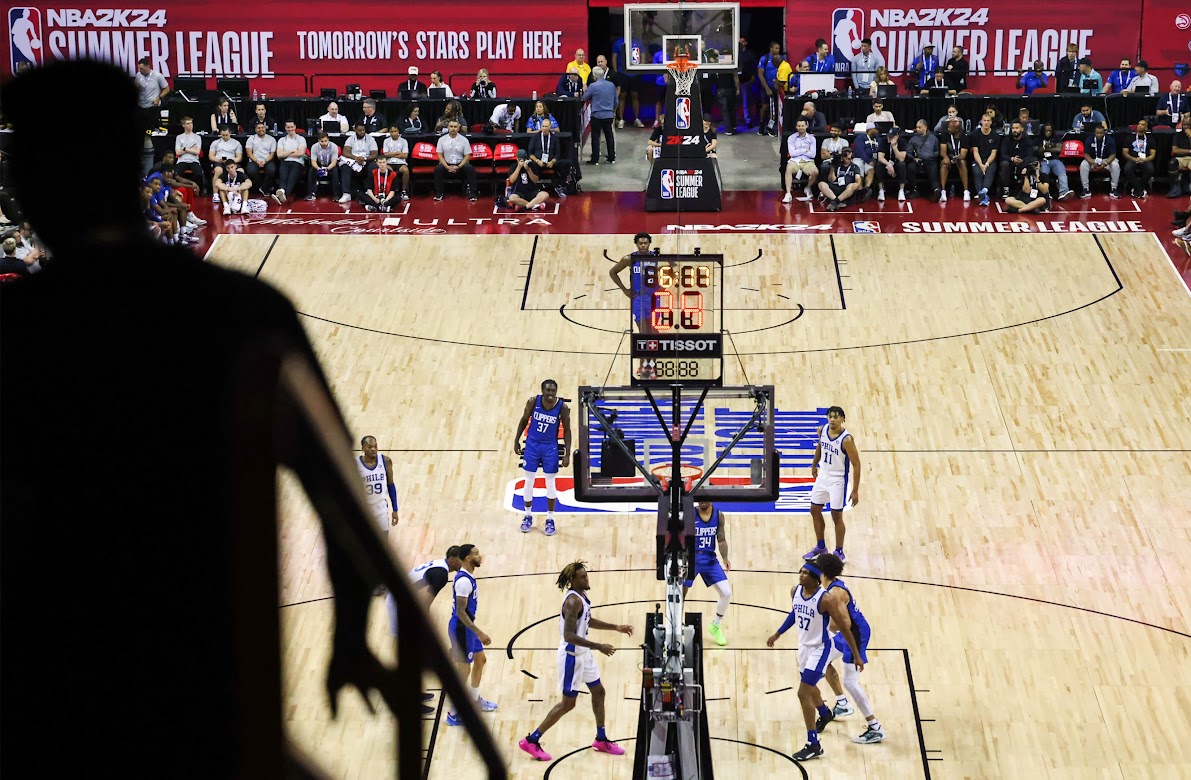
{"left": 629, "top": 253, "right": 724, "bottom": 386}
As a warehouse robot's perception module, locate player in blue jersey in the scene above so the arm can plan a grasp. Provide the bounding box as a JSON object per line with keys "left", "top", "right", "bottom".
{"left": 513, "top": 379, "right": 571, "bottom": 536}
{"left": 682, "top": 500, "right": 733, "bottom": 646}
{"left": 609, "top": 232, "right": 659, "bottom": 379}
{"left": 446, "top": 544, "right": 496, "bottom": 725}
{"left": 767, "top": 560, "right": 863, "bottom": 762}
{"left": 815, "top": 552, "right": 884, "bottom": 743}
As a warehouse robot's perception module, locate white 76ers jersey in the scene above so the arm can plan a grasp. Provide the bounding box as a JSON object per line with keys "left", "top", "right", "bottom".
{"left": 793, "top": 585, "right": 831, "bottom": 650}
{"left": 818, "top": 426, "right": 851, "bottom": 478}
{"left": 560, "top": 589, "right": 592, "bottom": 655}
{"left": 357, "top": 455, "right": 390, "bottom": 510}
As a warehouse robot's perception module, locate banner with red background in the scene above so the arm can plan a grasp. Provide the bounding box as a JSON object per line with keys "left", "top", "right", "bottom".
{"left": 4, "top": 2, "right": 588, "bottom": 97}
{"left": 1140, "top": 0, "right": 1191, "bottom": 77}
{"left": 785, "top": 2, "right": 1143, "bottom": 93}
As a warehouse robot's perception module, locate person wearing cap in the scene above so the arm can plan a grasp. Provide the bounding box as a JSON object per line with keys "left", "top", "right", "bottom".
{"left": 1056, "top": 44, "right": 1081, "bottom": 93}
{"left": 1018, "top": 60, "right": 1049, "bottom": 95}
{"left": 490, "top": 100, "right": 522, "bottom": 132}
{"left": 1077, "top": 58, "right": 1103, "bottom": 94}
{"left": 909, "top": 45, "right": 938, "bottom": 90}
{"left": 505, "top": 149, "right": 550, "bottom": 212}
{"left": 1103, "top": 58, "right": 1135, "bottom": 94}
{"left": 1123, "top": 60, "right": 1160, "bottom": 95}
{"left": 850, "top": 38, "right": 883, "bottom": 92}
{"left": 399, "top": 67, "right": 428, "bottom": 100}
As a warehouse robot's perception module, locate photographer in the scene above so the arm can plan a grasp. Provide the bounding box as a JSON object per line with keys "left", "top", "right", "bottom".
{"left": 470, "top": 68, "right": 498, "bottom": 99}
{"left": 1018, "top": 60, "right": 1049, "bottom": 95}
{"left": 1004, "top": 159, "right": 1050, "bottom": 213}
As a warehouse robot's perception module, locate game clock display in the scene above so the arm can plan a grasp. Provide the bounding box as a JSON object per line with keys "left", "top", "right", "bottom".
{"left": 630, "top": 254, "right": 724, "bottom": 386}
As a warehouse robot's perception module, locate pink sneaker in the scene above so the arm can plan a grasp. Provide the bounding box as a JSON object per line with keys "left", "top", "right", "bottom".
{"left": 519, "top": 738, "right": 552, "bottom": 761}
{"left": 592, "top": 739, "right": 626, "bottom": 755}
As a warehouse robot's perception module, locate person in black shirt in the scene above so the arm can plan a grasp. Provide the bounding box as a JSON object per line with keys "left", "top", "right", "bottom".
{"left": 399, "top": 67, "right": 428, "bottom": 99}
{"left": 945, "top": 46, "right": 969, "bottom": 92}
{"left": 470, "top": 68, "right": 498, "bottom": 99}
{"left": 738, "top": 40, "right": 759, "bottom": 129}
{"left": 968, "top": 115, "right": 1000, "bottom": 204}
{"left": 359, "top": 99, "right": 388, "bottom": 135}
{"left": 997, "top": 121, "right": 1035, "bottom": 197}
{"left": 1055, "top": 44, "right": 1080, "bottom": 94}
{"left": 400, "top": 105, "right": 424, "bottom": 134}
{"left": 818, "top": 147, "right": 863, "bottom": 211}
{"left": 1122, "top": 118, "right": 1156, "bottom": 198}
{"left": 1004, "top": 160, "right": 1050, "bottom": 213}
{"left": 505, "top": 151, "right": 549, "bottom": 212}
{"left": 939, "top": 118, "right": 969, "bottom": 201}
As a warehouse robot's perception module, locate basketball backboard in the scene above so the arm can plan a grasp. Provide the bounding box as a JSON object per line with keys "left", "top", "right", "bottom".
{"left": 620, "top": 2, "right": 740, "bottom": 72}
{"left": 572, "top": 384, "right": 779, "bottom": 502}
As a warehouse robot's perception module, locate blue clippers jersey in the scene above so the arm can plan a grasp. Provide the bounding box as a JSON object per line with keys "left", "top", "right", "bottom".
{"left": 630, "top": 256, "right": 657, "bottom": 295}
{"left": 694, "top": 507, "right": 720, "bottom": 560}
{"left": 828, "top": 578, "right": 870, "bottom": 635}
{"left": 526, "top": 395, "right": 563, "bottom": 444}
{"left": 452, "top": 570, "right": 477, "bottom": 621}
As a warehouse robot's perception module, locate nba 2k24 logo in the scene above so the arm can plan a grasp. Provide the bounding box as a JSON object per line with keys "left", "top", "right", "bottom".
{"left": 832, "top": 8, "right": 864, "bottom": 70}
{"left": 504, "top": 406, "right": 847, "bottom": 515}
{"left": 8, "top": 7, "right": 43, "bottom": 73}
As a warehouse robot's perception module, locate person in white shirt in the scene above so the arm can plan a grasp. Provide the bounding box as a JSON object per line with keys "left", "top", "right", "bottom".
{"left": 173, "top": 116, "right": 206, "bottom": 192}
{"left": 434, "top": 120, "right": 478, "bottom": 201}
{"left": 429, "top": 70, "right": 455, "bottom": 98}
{"left": 850, "top": 39, "right": 884, "bottom": 92}
{"left": 339, "top": 123, "right": 378, "bottom": 203}
{"left": 207, "top": 125, "right": 244, "bottom": 192}
{"left": 319, "top": 102, "right": 350, "bottom": 134}
{"left": 1123, "top": 60, "right": 1160, "bottom": 95}
{"left": 273, "top": 121, "right": 309, "bottom": 204}
{"left": 381, "top": 126, "right": 411, "bottom": 199}
{"left": 818, "top": 124, "right": 850, "bottom": 180}
{"left": 245, "top": 121, "right": 278, "bottom": 195}
{"left": 865, "top": 101, "right": 894, "bottom": 126}
{"left": 490, "top": 101, "right": 522, "bottom": 132}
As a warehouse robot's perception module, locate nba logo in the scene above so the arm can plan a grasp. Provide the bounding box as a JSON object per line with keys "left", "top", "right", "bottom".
{"left": 660, "top": 169, "right": 675, "bottom": 199}
{"left": 675, "top": 98, "right": 690, "bottom": 129}
{"left": 852, "top": 220, "right": 880, "bottom": 234}
{"left": 8, "top": 7, "right": 42, "bottom": 73}
{"left": 631, "top": 46, "right": 641, "bottom": 66}
{"left": 831, "top": 8, "right": 864, "bottom": 66}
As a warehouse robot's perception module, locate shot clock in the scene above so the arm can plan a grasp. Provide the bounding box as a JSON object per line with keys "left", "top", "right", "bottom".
{"left": 630, "top": 253, "right": 724, "bottom": 386}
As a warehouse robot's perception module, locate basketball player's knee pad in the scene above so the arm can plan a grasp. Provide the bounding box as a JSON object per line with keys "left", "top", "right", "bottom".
{"left": 544, "top": 473, "right": 558, "bottom": 499}
{"left": 522, "top": 470, "right": 536, "bottom": 502}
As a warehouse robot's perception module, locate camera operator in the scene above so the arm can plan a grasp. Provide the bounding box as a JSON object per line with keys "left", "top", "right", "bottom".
{"left": 1004, "top": 158, "right": 1050, "bottom": 213}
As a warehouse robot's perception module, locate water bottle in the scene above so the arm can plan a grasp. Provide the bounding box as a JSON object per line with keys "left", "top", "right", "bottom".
{"left": 272, "top": 121, "right": 278, "bottom": 134}
{"left": 847, "top": 85, "right": 853, "bottom": 98}
{"left": 253, "top": 88, "right": 258, "bottom": 101}
{"left": 965, "top": 118, "right": 972, "bottom": 132}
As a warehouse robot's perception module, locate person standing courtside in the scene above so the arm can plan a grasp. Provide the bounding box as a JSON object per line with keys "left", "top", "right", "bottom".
{"left": 814, "top": 553, "right": 885, "bottom": 744}
{"left": 519, "top": 562, "right": 633, "bottom": 761}
{"left": 357, "top": 435, "right": 399, "bottom": 540}
{"left": 609, "top": 232, "right": 658, "bottom": 378}
{"left": 767, "top": 560, "right": 864, "bottom": 762}
{"left": 513, "top": 380, "right": 571, "bottom": 536}
{"left": 446, "top": 544, "right": 497, "bottom": 725}
{"left": 585, "top": 67, "right": 618, "bottom": 165}
{"left": 803, "top": 406, "right": 861, "bottom": 562}
{"left": 682, "top": 500, "right": 733, "bottom": 646}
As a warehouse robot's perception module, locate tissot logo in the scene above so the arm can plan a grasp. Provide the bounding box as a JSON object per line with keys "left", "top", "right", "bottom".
{"left": 632, "top": 336, "right": 722, "bottom": 358}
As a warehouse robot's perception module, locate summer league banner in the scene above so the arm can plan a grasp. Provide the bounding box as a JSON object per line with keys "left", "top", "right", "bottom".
{"left": 3, "top": 1, "right": 588, "bottom": 96}
{"left": 786, "top": 1, "right": 1143, "bottom": 94}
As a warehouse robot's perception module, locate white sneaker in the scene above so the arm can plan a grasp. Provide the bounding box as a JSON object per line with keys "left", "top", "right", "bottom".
{"left": 337, "top": 194, "right": 352, "bottom": 203}
{"left": 804, "top": 185, "right": 813, "bottom": 199}
{"left": 618, "top": 119, "right": 625, "bottom": 129}
{"left": 939, "top": 191, "right": 947, "bottom": 203}
{"left": 222, "top": 204, "right": 231, "bottom": 215}
{"left": 365, "top": 204, "right": 378, "bottom": 212}
{"left": 877, "top": 189, "right": 886, "bottom": 202}
{"left": 188, "top": 215, "right": 207, "bottom": 226}
{"left": 212, "top": 193, "right": 220, "bottom": 204}
{"left": 272, "top": 190, "right": 285, "bottom": 204}
{"left": 963, "top": 190, "right": 971, "bottom": 202}
{"left": 781, "top": 192, "right": 792, "bottom": 204}
{"left": 1173, "top": 226, "right": 1189, "bottom": 237}
{"left": 634, "top": 119, "right": 644, "bottom": 128}
{"left": 897, "top": 188, "right": 906, "bottom": 201}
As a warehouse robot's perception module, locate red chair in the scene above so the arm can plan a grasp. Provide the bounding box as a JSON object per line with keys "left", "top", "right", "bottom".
{"left": 1061, "top": 139, "right": 1085, "bottom": 178}
{"left": 470, "top": 142, "right": 495, "bottom": 175}
{"left": 494, "top": 142, "right": 520, "bottom": 163}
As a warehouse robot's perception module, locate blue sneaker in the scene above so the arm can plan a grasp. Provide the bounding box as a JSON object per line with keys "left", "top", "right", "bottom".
{"left": 979, "top": 194, "right": 990, "bottom": 206}
{"left": 833, "top": 548, "right": 847, "bottom": 563}
{"left": 520, "top": 515, "right": 532, "bottom": 533}
{"left": 446, "top": 712, "right": 462, "bottom": 726}
{"left": 803, "top": 544, "right": 828, "bottom": 561}
{"left": 544, "top": 518, "right": 556, "bottom": 536}
{"left": 478, "top": 698, "right": 498, "bottom": 712}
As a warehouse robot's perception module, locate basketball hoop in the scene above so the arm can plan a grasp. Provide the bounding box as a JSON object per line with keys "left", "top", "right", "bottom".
{"left": 664, "top": 46, "right": 699, "bottom": 96}
{"left": 652, "top": 462, "right": 703, "bottom": 493}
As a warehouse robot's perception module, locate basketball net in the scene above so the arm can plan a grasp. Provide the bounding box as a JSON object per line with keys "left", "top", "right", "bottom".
{"left": 665, "top": 46, "right": 699, "bottom": 96}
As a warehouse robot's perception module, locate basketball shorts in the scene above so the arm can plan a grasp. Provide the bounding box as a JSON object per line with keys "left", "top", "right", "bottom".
{"left": 797, "top": 641, "right": 834, "bottom": 686}
{"left": 632, "top": 293, "right": 653, "bottom": 328}
{"left": 827, "top": 623, "right": 871, "bottom": 665}
{"left": 809, "top": 473, "right": 847, "bottom": 511}
{"left": 367, "top": 497, "right": 391, "bottom": 531}
{"left": 448, "top": 617, "right": 484, "bottom": 663}
{"left": 559, "top": 647, "right": 601, "bottom": 697}
{"left": 523, "top": 438, "right": 559, "bottom": 474}
{"left": 684, "top": 557, "right": 728, "bottom": 588}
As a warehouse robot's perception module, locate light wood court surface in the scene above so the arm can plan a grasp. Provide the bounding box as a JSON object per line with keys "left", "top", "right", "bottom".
{"left": 208, "top": 232, "right": 1191, "bottom": 779}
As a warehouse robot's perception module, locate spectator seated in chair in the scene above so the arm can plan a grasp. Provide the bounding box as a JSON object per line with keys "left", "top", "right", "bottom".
{"left": 399, "top": 66, "right": 429, "bottom": 100}
{"left": 877, "top": 127, "right": 908, "bottom": 202}
{"left": 1004, "top": 160, "right": 1050, "bottom": 213}
{"left": 1036, "top": 123, "right": 1075, "bottom": 200}
{"left": 997, "top": 121, "right": 1035, "bottom": 199}
{"left": 1168, "top": 120, "right": 1191, "bottom": 197}
{"left": 557, "top": 68, "right": 585, "bottom": 99}
{"left": 173, "top": 116, "right": 206, "bottom": 194}
{"left": 273, "top": 120, "right": 308, "bottom": 204}
{"left": 819, "top": 148, "right": 864, "bottom": 211}
{"left": 797, "top": 102, "right": 826, "bottom": 132}
{"left": 470, "top": 68, "right": 498, "bottom": 99}
{"left": 1079, "top": 124, "right": 1121, "bottom": 198}
{"left": 920, "top": 66, "right": 952, "bottom": 95}
{"left": 339, "top": 122, "right": 378, "bottom": 203}
{"left": 401, "top": 105, "right": 425, "bottom": 134}
{"left": 207, "top": 125, "right": 244, "bottom": 190}
{"left": 428, "top": 70, "right": 455, "bottom": 98}
{"left": 360, "top": 157, "right": 400, "bottom": 212}
{"left": 505, "top": 150, "right": 550, "bottom": 212}
{"left": 304, "top": 132, "right": 342, "bottom": 201}
{"left": 209, "top": 96, "right": 238, "bottom": 134}
{"left": 1156, "top": 81, "right": 1185, "bottom": 125}
{"left": 1122, "top": 118, "right": 1156, "bottom": 198}
{"left": 526, "top": 101, "right": 558, "bottom": 132}
{"left": 939, "top": 118, "right": 970, "bottom": 201}
{"left": 528, "top": 118, "right": 569, "bottom": 196}
{"left": 150, "top": 150, "right": 202, "bottom": 208}
{"left": 818, "top": 124, "right": 850, "bottom": 181}
{"left": 435, "top": 100, "right": 465, "bottom": 135}
{"left": 319, "top": 101, "right": 350, "bottom": 134}
{"left": 358, "top": 99, "right": 388, "bottom": 135}
{"left": 906, "top": 119, "right": 941, "bottom": 199}
{"left": 381, "top": 126, "right": 412, "bottom": 200}
{"left": 245, "top": 121, "right": 278, "bottom": 195}
{"left": 782, "top": 118, "right": 818, "bottom": 203}
{"left": 434, "top": 120, "right": 478, "bottom": 202}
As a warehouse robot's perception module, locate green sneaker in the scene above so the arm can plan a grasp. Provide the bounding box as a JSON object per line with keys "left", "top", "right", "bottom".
{"left": 709, "top": 622, "right": 727, "bottom": 646}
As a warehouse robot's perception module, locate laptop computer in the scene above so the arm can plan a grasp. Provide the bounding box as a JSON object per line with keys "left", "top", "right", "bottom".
{"left": 876, "top": 84, "right": 898, "bottom": 99}
{"left": 217, "top": 77, "right": 250, "bottom": 97}
{"left": 322, "top": 119, "right": 345, "bottom": 135}
{"left": 172, "top": 75, "right": 207, "bottom": 101}
{"left": 1132, "top": 84, "right": 1151, "bottom": 95}
{"left": 928, "top": 86, "right": 951, "bottom": 97}
{"left": 428, "top": 86, "right": 448, "bottom": 99}
{"left": 873, "top": 120, "right": 895, "bottom": 133}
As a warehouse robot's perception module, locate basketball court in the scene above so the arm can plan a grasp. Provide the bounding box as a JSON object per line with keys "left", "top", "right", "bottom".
{"left": 204, "top": 223, "right": 1191, "bottom": 778}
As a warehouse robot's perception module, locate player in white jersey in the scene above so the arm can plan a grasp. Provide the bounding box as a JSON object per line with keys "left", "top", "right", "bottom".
{"left": 519, "top": 561, "right": 634, "bottom": 762}
{"left": 803, "top": 406, "right": 861, "bottom": 563}
{"left": 767, "top": 560, "right": 863, "bottom": 762}
{"left": 358, "top": 435, "right": 401, "bottom": 595}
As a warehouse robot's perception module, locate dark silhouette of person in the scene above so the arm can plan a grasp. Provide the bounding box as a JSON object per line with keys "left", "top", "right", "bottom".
{"left": 1, "top": 60, "right": 378, "bottom": 776}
